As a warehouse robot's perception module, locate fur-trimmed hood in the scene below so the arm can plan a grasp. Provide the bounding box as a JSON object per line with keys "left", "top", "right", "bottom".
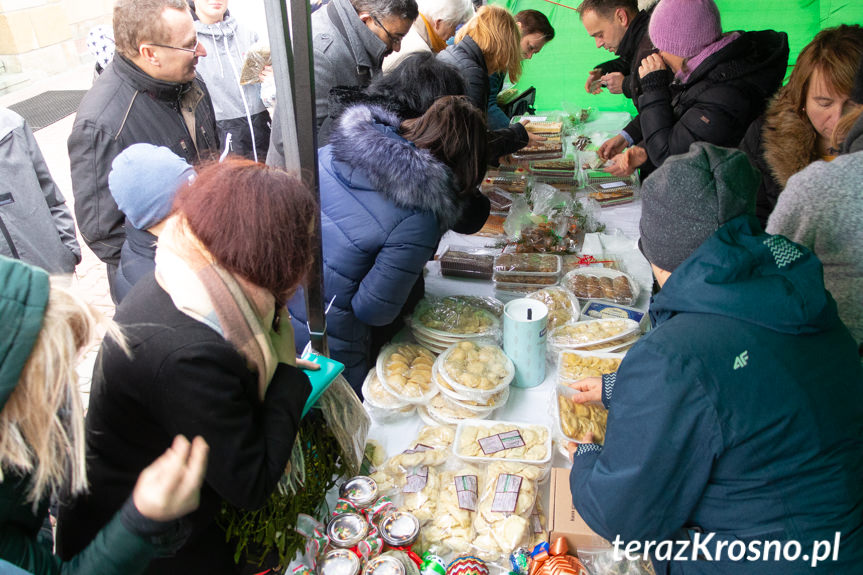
{"left": 762, "top": 94, "right": 819, "bottom": 188}
{"left": 329, "top": 104, "right": 462, "bottom": 230}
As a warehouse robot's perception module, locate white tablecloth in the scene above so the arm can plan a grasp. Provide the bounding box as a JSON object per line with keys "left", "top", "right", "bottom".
{"left": 368, "top": 198, "right": 650, "bottom": 468}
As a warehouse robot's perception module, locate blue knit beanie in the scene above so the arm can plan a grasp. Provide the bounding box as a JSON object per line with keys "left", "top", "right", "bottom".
{"left": 109, "top": 144, "right": 196, "bottom": 230}
{"left": 649, "top": 0, "right": 722, "bottom": 59}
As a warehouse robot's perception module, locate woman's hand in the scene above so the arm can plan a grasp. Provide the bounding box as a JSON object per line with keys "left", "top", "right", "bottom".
{"left": 604, "top": 145, "right": 647, "bottom": 177}
{"left": 568, "top": 377, "right": 602, "bottom": 403}
{"left": 638, "top": 53, "right": 667, "bottom": 79}
{"left": 132, "top": 435, "right": 209, "bottom": 522}
{"left": 296, "top": 357, "right": 321, "bottom": 371}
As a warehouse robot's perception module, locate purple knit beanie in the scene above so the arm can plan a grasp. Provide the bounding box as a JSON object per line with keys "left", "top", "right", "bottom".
{"left": 649, "top": 0, "right": 722, "bottom": 58}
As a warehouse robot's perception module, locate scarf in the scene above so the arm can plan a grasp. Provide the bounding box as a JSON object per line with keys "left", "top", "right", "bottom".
{"left": 677, "top": 32, "right": 740, "bottom": 84}
{"left": 154, "top": 216, "right": 295, "bottom": 401}
{"left": 422, "top": 14, "right": 448, "bottom": 53}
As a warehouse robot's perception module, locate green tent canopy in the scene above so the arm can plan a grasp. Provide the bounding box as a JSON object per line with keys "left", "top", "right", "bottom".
{"left": 499, "top": 0, "right": 863, "bottom": 113}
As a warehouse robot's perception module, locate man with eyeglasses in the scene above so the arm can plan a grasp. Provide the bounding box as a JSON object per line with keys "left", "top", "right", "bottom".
{"left": 311, "top": 0, "right": 419, "bottom": 144}
{"left": 67, "top": 0, "right": 219, "bottom": 303}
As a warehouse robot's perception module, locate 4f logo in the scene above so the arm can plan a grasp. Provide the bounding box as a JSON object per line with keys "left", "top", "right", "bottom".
{"left": 733, "top": 350, "right": 749, "bottom": 370}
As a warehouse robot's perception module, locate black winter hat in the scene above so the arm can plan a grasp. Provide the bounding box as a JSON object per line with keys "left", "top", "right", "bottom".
{"left": 639, "top": 143, "right": 760, "bottom": 272}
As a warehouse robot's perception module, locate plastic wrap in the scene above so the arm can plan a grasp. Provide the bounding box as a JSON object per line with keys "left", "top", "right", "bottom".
{"left": 578, "top": 548, "right": 655, "bottom": 575}
{"left": 439, "top": 246, "right": 499, "bottom": 280}
{"left": 362, "top": 369, "right": 416, "bottom": 424}
{"left": 549, "top": 319, "right": 640, "bottom": 350}
{"left": 427, "top": 393, "right": 494, "bottom": 425}
{"left": 525, "top": 286, "right": 581, "bottom": 330}
{"left": 239, "top": 42, "right": 271, "bottom": 84}
{"left": 555, "top": 385, "right": 608, "bottom": 444}
{"left": 422, "top": 466, "right": 481, "bottom": 556}
{"left": 562, "top": 268, "right": 639, "bottom": 306}
{"left": 436, "top": 341, "right": 514, "bottom": 401}
{"left": 471, "top": 461, "right": 544, "bottom": 562}
{"left": 318, "top": 374, "right": 371, "bottom": 477}
{"left": 433, "top": 362, "right": 510, "bottom": 410}
{"left": 557, "top": 350, "right": 624, "bottom": 382}
{"left": 412, "top": 297, "right": 501, "bottom": 337}
{"left": 376, "top": 344, "right": 436, "bottom": 404}
{"left": 454, "top": 421, "right": 551, "bottom": 467}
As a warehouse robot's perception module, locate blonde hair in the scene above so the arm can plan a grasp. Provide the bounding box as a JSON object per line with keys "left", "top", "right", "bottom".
{"left": 456, "top": 5, "right": 522, "bottom": 82}
{"left": 0, "top": 283, "right": 121, "bottom": 508}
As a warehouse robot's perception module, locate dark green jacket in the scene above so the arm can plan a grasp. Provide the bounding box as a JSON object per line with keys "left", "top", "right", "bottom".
{"left": 0, "top": 255, "right": 160, "bottom": 574}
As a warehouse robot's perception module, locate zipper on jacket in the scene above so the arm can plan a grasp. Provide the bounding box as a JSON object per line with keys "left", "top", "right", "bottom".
{"left": 0, "top": 214, "right": 20, "bottom": 259}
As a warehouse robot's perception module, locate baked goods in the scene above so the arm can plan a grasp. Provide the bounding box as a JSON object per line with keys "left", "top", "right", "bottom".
{"left": 563, "top": 269, "right": 636, "bottom": 305}
{"left": 441, "top": 342, "right": 512, "bottom": 392}
{"left": 515, "top": 222, "right": 582, "bottom": 254}
{"left": 557, "top": 392, "right": 608, "bottom": 444}
{"left": 439, "top": 247, "right": 498, "bottom": 280}
{"left": 378, "top": 344, "right": 435, "bottom": 401}
{"left": 414, "top": 298, "right": 499, "bottom": 335}
{"left": 558, "top": 351, "right": 622, "bottom": 380}
{"left": 550, "top": 319, "right": 638, "bottom": 348}
{"left": 530, "top": 158, "right": 575, "bottom": 173}
{"left": 456, "top": 422, "right": 549, "bottom": 461}
{"left": 494, "top": 253, "right": 561, "bottom": 274}
{"left": 523, "top": 121, "right": 562, "bottom": 135}
{"left": 525, "top": 286, "right": 579, "bottom": 330}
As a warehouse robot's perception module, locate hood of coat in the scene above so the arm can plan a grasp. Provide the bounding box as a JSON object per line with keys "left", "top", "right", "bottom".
{"left": 684, "top": 30, "right": 789, "bottom": 103}
{"left": 0, "top": 257, "right": 49, "bottom": 412}
{"left": 842, "top": 112, "right": 863, "bottom": 154}
{"left": 191, "top": 5, "right": 238, "bottom": 40}
{"left": 329, "top": 104, "right": 462, "bottom": 230}
{"left": 762, "top": 95, "right": 819, "bottom": 187}
{"left": 650, "top": 215, "right": 836, "bottom": 336}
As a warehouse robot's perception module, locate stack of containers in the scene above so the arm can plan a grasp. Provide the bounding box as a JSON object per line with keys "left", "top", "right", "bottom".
{"left": 410, "top": 297, "right": 502, "bottom": 354}
{"left": 492, "top": 252, "right": 562, "bottom": 300}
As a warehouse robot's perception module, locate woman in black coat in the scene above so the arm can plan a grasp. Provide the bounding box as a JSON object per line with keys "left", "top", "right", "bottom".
{"left": 57, "top": 160, "right": 319, "bottom": 574}
{"left": 438, "top": 5, "right": 538, "bottom": 161}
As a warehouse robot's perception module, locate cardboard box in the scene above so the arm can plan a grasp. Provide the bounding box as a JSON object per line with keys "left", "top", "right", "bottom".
{"left": 548, "top": 467, "right": 611, "bottom": 552}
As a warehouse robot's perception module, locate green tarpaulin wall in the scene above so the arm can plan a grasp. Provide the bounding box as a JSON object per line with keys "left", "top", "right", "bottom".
{"left": 498, "top": 0, "right": 863, "bottom": 113}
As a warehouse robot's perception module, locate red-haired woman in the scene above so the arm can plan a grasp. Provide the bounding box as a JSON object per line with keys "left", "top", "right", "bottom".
{"left": 57, "top": 159, "right": 318, "bottom": 574}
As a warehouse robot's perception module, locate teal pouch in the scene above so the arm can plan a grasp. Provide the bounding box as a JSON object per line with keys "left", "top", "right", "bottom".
{"left": 301, "top": 352, "right": 345, "bottom": 416}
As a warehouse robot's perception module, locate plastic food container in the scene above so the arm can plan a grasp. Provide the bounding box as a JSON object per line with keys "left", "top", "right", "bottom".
{"left": 362, "top": 370, "right": 416, "bottom": 424}
{"left": 437, "top": 363, "right": 510, "bottom": 411}
{"left": 493, "top": 277, "right": 559, "bottom": 290}
{"left": 439, "top": 246, "right": 498, "bottom": 280}
{"left": 549, "top": 318, "right": 640, "bottom": 350}
{"left": 412, "top": 298, "right": 501, "bottom": 338}
{"left": 494, "top": 253, "right": 561, "bottom": 275}
{"left": 588, "top": 181, "right": 636, "bottom": 206}
{"left": 486, "top": 187, "right": 514, "bottom": 214}
{"left": 427, "top": 391, "right": 494, "bottom": 424}
{"left": 554, "top": 385, "right": 608, "bottom": 444}
{"left": 482, "top": 174, "right": 528, "bottom": 195}
{"left": 557, "top": 350, "right": 624, "bottom": 383}
{"left": 525, "top": 286, "right": 580, "bottom": 330}
{"left": 561, "top": 267, "right": 639, "bottom": 306}
{"left": 529, "top": 158, "right": 575, "bottom": 175}
{"left": 453, "top": 419, "right": 552, "bottom": 472}
{"left": 376, "top": 343, "right": 437, "bottom": 405}
{"left": 434, "top": 341, "right": 514, "bottom": 402}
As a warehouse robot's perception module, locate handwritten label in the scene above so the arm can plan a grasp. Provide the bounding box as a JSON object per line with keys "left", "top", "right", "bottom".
{"left": 403, "top": 466, "right": 429, "bottom": 493}
{"left": 491, "top": 474, "right": 523, "bottom": 513}
{"left": 478, "top": 430, "right": 525, "bottom": 455}
{"left": 454, "top": 475, "right": 478, "bottom": 511}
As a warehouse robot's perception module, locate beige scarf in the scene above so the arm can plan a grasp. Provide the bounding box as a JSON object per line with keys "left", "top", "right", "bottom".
{"left": 154, "top": 216, "right": 295, "bottom": 401}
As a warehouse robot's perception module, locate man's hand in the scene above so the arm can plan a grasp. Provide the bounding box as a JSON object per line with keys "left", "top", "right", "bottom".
{"left": 568, "top": 377, "right": 602, "bottom": 403}
{"left": 601, "top": 72, "right": 625, "bottom": 94}
{"left": 605, "top": 145, "right": 647, "bottom": 177}
{"left": 598, "top": 134, "right": 627, "bottom": 161}
{"left": 585, "top": 68, "right": 603, "bottom": 94}
{"left": 132, "top": 435, "right": 209, "bottom": 522}
{"left": 638, "top": 53, "right": 667, "bottom": 79}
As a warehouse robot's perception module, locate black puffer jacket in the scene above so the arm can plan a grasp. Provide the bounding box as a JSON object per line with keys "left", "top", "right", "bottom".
{"left": 437, "top": 35, "right": 529, "bottom": 161}
{"left": 638, "top": 30, "right": 789, "bottom": 170}
{"left": 68, "top": 55, "right": 219, "bottom": 265}
{"left": 596, "top": 5, "right": 655, "bottom": 143}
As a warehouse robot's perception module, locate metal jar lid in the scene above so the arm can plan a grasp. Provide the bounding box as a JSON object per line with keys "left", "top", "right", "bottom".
{"left": 339, "top": 476, "right": 379, "bottom": 509}
{"left": 327, "top": 513, "right": 369, "bottom": 549}
{"left": 319, "top": 549, "right": 361, "bottom": 575}
{"left": 362, "top": 554, "right": 407, "bottom": 575}
{"left": 378, "top": 511, "right": 420, "bottom": 547}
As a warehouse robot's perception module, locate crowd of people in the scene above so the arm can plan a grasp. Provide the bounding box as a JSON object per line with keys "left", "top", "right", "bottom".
{"left": 1, "top": 0, "right": 862, "bottom": 573}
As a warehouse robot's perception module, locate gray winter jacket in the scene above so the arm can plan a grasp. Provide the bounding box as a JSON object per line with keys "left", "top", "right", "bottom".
{"left": 0, "top": 108, "right": 80, "bottom": 273}
{"left": 767, "top": 113, "right": 863, "bottom": 349}
{"left": 312, "top": 0, "right": 389, "bottom": 145}
{"left": 192, "top": 9, "right": 266, "bottom": 122}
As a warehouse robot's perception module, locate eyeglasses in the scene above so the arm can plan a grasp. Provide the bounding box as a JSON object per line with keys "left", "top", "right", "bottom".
{"left": 144, "top": 38, "right": 201, "bottom": 54}
{"left": 371, "top": 15, "right": 404, "bottom": 46}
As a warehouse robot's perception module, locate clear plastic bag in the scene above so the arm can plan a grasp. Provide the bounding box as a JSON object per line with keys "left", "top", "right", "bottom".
{"left": 578, "top": 547, "right": 656, "bottom": 575}
{"left": 239, "top": 42, "right": 271, "bottom": 85}
{"left": 317, "top": 374, "right": 370, "bottom": 477}
{"left": 423, "top": 466, "right": 481, "bottom": 556}
{"left": 525, "top": 286, "right": 581, "bottom": 330}
{"left": 411, "top": 297, "right": 502, "bottom": 337}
